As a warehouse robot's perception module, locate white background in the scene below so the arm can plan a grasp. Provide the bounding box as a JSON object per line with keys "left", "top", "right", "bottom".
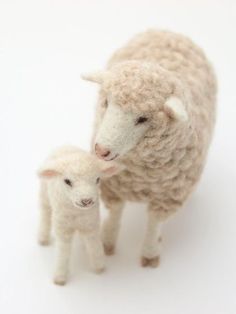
{"left": 0, "top": 1, "right": 236, "bottom": 313}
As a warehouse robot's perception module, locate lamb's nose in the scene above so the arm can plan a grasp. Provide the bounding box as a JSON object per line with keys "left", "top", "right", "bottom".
{"left": 95, "top": 143, "right": 111, "bottom": 158}
{"left": 81, "top": 198, "right": 93, "bottom": 206}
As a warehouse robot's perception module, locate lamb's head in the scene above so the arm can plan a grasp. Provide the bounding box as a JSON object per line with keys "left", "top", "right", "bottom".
{"left": 38, "top": 149, "right": 123, "bottom": 209}
{"left": 83, "top": 61, "right": 189, "bottom": 161}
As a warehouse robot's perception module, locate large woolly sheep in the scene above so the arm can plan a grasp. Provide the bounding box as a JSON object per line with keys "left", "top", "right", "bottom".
{"left": 38, "top": 146, "right": 122, "bottom": 285}
{"left": 83, "top": 30, "right": 217, "bottom": 267}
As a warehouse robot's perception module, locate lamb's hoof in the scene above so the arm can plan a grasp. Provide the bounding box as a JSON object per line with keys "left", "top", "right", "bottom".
{"left": 53, "top": 276, "right": 67, "bottom": 286}
{"left": 38, "top": 238, "right": 50, "bottom": 246}
{"left": 103, "top": 243, "right": 115, "bottom": 256}
{"left": 94, "top": 266, "right": 106, "bottom": 274}
{"left": 141, "top": 256, "right": 160, "bottom": 268}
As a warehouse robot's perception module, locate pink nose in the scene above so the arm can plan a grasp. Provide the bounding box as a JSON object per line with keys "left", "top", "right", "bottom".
{"left": 95, "top": 143, "right": 111, "bottom": 158}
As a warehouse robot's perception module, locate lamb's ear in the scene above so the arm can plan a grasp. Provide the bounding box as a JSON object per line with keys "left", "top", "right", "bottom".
{"left": 37, "top": 160, "right": 62, "bottom": 179}
{"left": 81, "top": 71, "right": 108, "bottom": 84}
{"left": 99, "top": 161, "right": 125, "bottom": 177}
{"left": 164, "top": 96, "right": 188, "bottom": 122}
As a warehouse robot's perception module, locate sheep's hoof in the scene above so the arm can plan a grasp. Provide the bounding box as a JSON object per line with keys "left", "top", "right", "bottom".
{"left": 141, "top": 256, "right": 160, "bottom": 268}
{"left": 38, "top": 238, "right": 50, "bottom": 246}
{"left": 53, "top": 276, "right": 67, "bottom": 286}
{"left": 103, "top": 243, "right": 115, "bottom": 256}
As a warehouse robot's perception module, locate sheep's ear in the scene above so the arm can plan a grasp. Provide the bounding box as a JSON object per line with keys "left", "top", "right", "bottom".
{"left": 100, "top": 162, "right": 125, "bottom": 177}
{"left": 164, "top": 96, "right": 188, "bottom": 122}
{"left": 37, "top": 161, "right": 61, "bottom": 179}
{"left": 81, "top": 71, "right": 107, "bottom": 84}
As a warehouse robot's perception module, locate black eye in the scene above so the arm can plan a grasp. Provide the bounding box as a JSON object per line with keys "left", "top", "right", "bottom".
{"left": 102, "top": 99, "right": 108, "bottom": 108}
{"left": 96, "top": 177, "right": 100, "bottom": 184}
{"left": 64, "top": 179, "right": 72, "bottom": 187}
{"left": 135, "top": 116, "right": 148, "bottom": 125}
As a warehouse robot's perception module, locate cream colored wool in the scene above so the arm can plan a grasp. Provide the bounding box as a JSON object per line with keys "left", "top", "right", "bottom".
{"left": 37, "top": 146, "right": 122, "bottom": 285}
{"left": 83, "top": 30, "right": 217, "bottom": 266}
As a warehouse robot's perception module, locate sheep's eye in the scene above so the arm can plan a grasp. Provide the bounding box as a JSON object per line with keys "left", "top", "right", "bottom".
{"left": 96, "top": 177, "right": 100, "bottom": 184}
{"left": 135, "top": 116, "right": 148, "bottom": 125}
{"left": 64, "top": 179, "right": 72, "bottom": 187}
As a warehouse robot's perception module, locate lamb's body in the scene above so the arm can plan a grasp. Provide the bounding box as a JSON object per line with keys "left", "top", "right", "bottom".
{"left": 39, "top": 180, "right": 103, "bottom": 285}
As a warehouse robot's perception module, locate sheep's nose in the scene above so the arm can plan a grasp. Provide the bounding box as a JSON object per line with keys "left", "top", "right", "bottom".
{"left": 81, "top": 198, "right": 93, "bottom": 206}
{"left": 95, "top": 143, "right": 111, "bottom": 159}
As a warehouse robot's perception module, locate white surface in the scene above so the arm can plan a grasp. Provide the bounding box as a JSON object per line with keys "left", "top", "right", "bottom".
{"left": 0, "top": 1, "right": 236, "bottom": 313}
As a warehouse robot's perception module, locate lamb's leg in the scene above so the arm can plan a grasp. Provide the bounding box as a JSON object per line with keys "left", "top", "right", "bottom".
{"left": 38, "top": 184, "right": 52, "bottom": 246}
{"left": 83, "top": 231, "right": 105, "bottom": 273}
{"left": 53, "top": 237, "right": 73, "bottom": 286}
{"left": 141, "top": 207, "right": 163, "bottom": 268}
{"left": 102, "top": 199, "right": 124, "bottom": 255}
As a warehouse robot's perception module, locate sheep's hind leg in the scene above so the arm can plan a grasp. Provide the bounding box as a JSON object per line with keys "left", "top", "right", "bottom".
{"left": 141, "top": 206, "right": 164, "bottom": 268}
{"left": 102, "top": 199, "right": 124, "bottom": 256}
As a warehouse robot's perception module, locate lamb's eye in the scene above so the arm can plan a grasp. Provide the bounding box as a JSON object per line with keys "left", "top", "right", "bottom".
{"left": 64, "top": 179, "right": 72, "bottom": 187}
{"left": 135, "top": 116, "right": 148, "bottom": 125}
{"left": 103, "top": 99, "right": 108, "bottom": 108}
{"left": 96, "top": 177, "right": 100, "bottom": 184}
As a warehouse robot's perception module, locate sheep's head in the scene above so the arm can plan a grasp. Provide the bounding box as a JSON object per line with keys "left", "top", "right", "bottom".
{"left": 82, "top": 61, "right": 188, "bottom": 161}
{"left": 38, "top": 149, "right": 123, "bottom": 209}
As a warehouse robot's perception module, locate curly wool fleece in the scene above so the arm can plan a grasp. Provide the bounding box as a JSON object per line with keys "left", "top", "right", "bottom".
{"left": 90, "top": 30, "right": 217, "bottom": 220}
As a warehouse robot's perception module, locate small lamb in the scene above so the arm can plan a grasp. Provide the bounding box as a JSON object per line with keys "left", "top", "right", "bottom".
{"left": 37, "top": 146, "right": 122, "bottom": 285}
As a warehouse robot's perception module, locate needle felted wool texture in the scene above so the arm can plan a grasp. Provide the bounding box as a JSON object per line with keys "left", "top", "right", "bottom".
{"left": 37, "top": 146, "right": 122, "bottom": 285}
{"left": 85, "top": 29, "right": 217, "bottom": 219}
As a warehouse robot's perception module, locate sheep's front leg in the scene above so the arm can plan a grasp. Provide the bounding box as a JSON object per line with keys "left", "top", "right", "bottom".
{"left": 83, "top": 231, "right": 105, "bottom": 273}
{"left": 141, "top": 206, "right": 163, "bottom": 268}
{"left": 53, "top": 236, "right": 73, "bottom": 285}
{"left": 102, "top": 199, "right": 124, "bottom": 255}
